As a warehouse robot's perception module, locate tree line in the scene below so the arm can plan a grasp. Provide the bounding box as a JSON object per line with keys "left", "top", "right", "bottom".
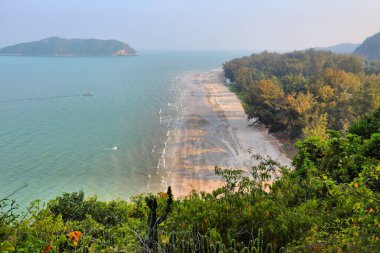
{"left": 223, "top": 50, "right": 380, "bottom": 139}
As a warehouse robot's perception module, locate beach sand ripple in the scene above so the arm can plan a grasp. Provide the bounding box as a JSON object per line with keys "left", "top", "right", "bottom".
{"left": 162, "top": 70, "right": 291, "bottom": 196}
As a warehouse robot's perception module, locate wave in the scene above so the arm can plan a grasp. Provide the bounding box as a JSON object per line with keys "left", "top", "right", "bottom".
{"left": 154, "top": 74, "right": 184, "bottom": 181}
{"left": 105, "top": 146, "right": 118, "bottom": 151}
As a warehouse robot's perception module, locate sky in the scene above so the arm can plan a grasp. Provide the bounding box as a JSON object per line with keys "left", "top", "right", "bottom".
{"left": 1, "top": 0, "right": 380, "bottom": 51}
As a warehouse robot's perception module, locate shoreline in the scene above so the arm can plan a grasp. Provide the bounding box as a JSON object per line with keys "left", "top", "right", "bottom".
{"left": 161, "top": 70, "right": 291, "bottom": 197}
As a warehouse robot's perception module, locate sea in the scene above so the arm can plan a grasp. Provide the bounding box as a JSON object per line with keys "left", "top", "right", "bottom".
{"left": 0, "top": 50, "right": 248, "bottom": 207}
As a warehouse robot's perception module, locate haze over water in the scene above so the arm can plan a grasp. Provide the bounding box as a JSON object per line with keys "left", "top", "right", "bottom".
{"left": 0, "top": 51, "right": 248, "bottom": 205}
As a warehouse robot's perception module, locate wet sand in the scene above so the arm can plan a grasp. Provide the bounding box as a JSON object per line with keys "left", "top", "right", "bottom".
{"left": 162, "top": 70, "right": 291, "bottom": 196}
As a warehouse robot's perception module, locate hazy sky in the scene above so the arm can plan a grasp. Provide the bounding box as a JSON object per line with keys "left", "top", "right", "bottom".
{"left": 1, "top": 0, "right": 380, "bottom": 51}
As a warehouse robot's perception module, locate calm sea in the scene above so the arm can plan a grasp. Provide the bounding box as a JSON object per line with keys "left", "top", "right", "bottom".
{"left": 0, "top": 51, "right": 248, "bottom": 206}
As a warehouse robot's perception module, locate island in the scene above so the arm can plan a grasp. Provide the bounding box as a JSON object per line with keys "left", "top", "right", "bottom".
{"left": 0, "top": 37, "right": 137, "bottom": 56}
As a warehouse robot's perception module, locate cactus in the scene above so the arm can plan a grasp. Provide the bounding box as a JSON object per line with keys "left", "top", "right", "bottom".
{"left": 201, "top": 235, "right": 211, "bottom": 253}
{"left": 231, "top": 239, "right": 236, "bottom": 252}
{"left": 167, "top": 232, "right": 177, "bottom": 253}
{"left": 158, "top": 226, "right": 279, "bottom": 253}
{"left": 239, "top": 242, "right": 246, "bottom": 252}
{"left": 187, "top": 242, "right": 194, "bottom": 253}
{"left": 179, "top": 241, "right": 190, "bottom": 253}
{"left": 241, "top": 247, "right": 249, "bottom": 253}
{"left": 143, "top": 186, "right": 173, "bottom": 253}
{"left": 193, "top": 222, "right": 200, "bottom": 242}
{"left": 245, "top": 229, "right": 271, "bottom": 253}
{"left": 192, "top": 223, "right": 201, "bottom": 253}
{"left": 257, "top": 229, "right": 264, "bottom": 253}
{"left": 214, "top": 242, "right": 221, "bottom": 253}
{"left": 248, "top": 229, "right": 264, "bottom": 253}
{"left": 265, "top": 243, "right": 272, "bottom": 253}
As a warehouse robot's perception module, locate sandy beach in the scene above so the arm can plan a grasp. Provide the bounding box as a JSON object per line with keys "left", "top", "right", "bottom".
{"left": 161, "top": 70, "right": 291, "bottom": 196}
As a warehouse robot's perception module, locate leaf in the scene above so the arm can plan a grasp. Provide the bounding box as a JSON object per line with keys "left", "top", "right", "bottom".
{"left": 353, "top": 203, "right": 361, "bottom": 209}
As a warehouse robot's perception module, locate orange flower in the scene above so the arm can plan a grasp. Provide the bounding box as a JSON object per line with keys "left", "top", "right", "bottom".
{"left": 68, "top": 232, "right": 76, "bottom": 241}
{"left": 74, "top": 231, "right": 82, "bottom": 238}
{"left": 68, "top": 230, "right": 83, "bottom": 247}
{"left": 353, "top": 182, "right": 359, "bottom": 189}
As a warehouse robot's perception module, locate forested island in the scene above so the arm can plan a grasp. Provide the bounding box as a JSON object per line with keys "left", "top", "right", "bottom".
{"left": 0, "top": 37, "right": 137, "bottom": 56}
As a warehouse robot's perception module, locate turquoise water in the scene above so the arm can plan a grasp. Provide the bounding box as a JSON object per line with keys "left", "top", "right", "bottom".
{"left": 0, "top": 51, "right": 248, "bottom": 206}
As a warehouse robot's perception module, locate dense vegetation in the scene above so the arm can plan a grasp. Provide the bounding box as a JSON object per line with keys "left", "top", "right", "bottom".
{"left": 1, "top": 107, "right": 380, "bottom": 252}
{"left": 0, "top": 37, "right": 136, "bottom": 56}
{"left": 223, "top": 50, "right": 380, "bottom": 139}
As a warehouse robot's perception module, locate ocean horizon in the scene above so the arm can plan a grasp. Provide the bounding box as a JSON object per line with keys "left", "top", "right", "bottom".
{"left": 0, "top": 50, "right": 249, "bottom": 207}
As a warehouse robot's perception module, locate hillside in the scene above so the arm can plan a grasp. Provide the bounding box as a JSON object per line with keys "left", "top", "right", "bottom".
{"left": 2, "top": 108, "right": 380, "bottom": 252}
{"left": 354, "top": 31, "right": 380, "bottom": 60}
{"left": 223, "top": 50, "right": 380, "bottom": 139}
{"left": 314, "top": 43, "right": 359, "bottom": 54}
{"left": 0, "top": 37, "right": 137, "bottom": 56}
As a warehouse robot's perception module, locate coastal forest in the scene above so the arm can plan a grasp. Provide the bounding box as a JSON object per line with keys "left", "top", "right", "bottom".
{"left": 2, "top": 51, "right": 380, "bottom": 253}
{"left": 223, "top": 50, "right": 380, "bottom": 139}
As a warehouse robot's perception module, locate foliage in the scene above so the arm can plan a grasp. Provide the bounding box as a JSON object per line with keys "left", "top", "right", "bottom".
{"left": 349, "top": 107, "right": 380, "bottom": 139}
{"left": 223, "top": 50, "right": 380, "bottom": 139}
{"left": 2, "top": 110, "right": 380, "bottom": 252}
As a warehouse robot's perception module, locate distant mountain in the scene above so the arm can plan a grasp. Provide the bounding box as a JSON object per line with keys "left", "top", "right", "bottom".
{"left": 354, "top": 31, "right": 380, "bottom": 60}
{"left": 313, "top": 43, "right": 359, "bottom": 54}
{"left": 0, "top": 37, "right": 137, "bottom": 56}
